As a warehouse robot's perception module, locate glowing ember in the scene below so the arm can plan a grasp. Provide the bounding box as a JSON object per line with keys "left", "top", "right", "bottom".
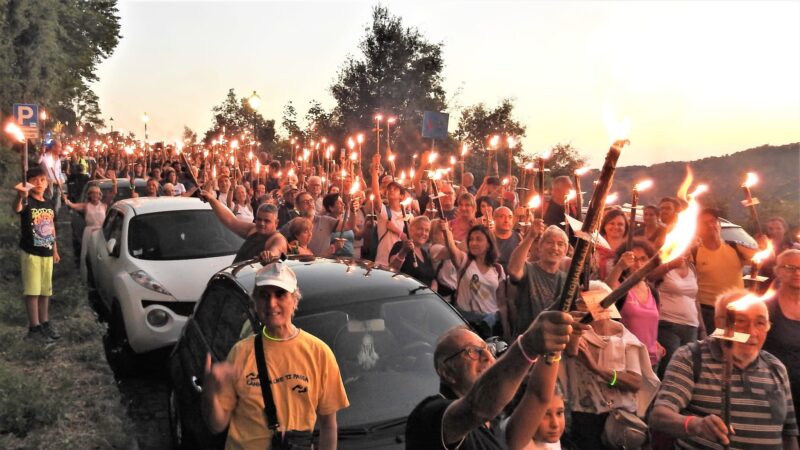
{"left": 635, "top": 179, "right": 653, "bottom": 191}
{"left": 728, "top": 288, "right": 777, "bottom": 312}
{"left": 528, "top": 195, "right": 542, "bottom": 209}
{"left": 742, "top": 172, "right": 759, "bottom": 188}
{"left": 575, "top": 166, "right": 591, "bottom": 176}
{"left": 658, "top": 184, "right": 707, "bottom": 263}
{"left": 3, "top": 122, "right": 25, "bottom": 143}
{"left": 751, "top": 240, "right": 774, "bottom": 265}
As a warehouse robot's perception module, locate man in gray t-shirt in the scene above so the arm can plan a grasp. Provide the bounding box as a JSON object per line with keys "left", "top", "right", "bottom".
{"left": 507, "top": 223, "right": 568, "bottom": 338}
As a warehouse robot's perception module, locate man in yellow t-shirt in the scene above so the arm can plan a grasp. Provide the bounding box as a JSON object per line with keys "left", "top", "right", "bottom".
{"left": 203, "top": 262, "right": 349, "bottom": 449}
{"left": 694, "top": 208, "right": 761, "bottom": 334}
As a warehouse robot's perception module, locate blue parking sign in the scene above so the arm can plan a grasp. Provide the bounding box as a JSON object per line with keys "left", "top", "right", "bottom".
{"left": 13, "top": 103, "right": 39, "bottom": 127}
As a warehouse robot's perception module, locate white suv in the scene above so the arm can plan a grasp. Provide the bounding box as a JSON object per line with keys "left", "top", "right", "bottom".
{"left": 86, "top": 197, "right": 243, "bottom": 373}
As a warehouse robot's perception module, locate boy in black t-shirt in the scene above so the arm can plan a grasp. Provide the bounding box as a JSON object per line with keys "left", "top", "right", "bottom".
{"left": 13, "top": 167, "right": 61, "bottom": 342}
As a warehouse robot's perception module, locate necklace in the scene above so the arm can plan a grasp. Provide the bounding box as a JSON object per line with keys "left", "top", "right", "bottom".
{"left": 262, "top": 325, "right": 299, "bottom": 342}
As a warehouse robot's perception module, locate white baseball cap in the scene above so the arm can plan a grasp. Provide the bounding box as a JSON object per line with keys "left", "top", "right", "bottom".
{"left": 254, "top": 262, "right": 297, "bottom": 293}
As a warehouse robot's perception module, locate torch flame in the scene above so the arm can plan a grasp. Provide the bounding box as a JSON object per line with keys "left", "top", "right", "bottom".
{"left": 349, "top": 152, "right": 357, "bottom": 161}
{"left": 602, "top": 106, "right": 631, "bottom": 144}
{"left": 428, "top": 152, "right": 438, "bottom": 165}
{"left": 429, "top": 169, "right": 443, "bottom": 181}
{"left": 399, "top": 171, "right": 406, "bottom": 181}
{"left": 4, "top": 122, "right": 25, "bottom": 143}
{"left": 450, "top": 155, "right": 456, "bottom": 165}
{"left": 605, "top": 192, "right": 619, "bottom": 204}
{"left": 388, "top": 154, "right": 396, "bottom": 162}
{"left": 409, "top": 168, "right": 415, "bottom": 179}
{"left": 635, "top": 179, "right": 653, "bottom": 191}
{"left": 401, "top": 197, "right": 413, "bottom": 208}
{"left": 461, "top": 144, "right": 469, "bottom": 157}
{"left": 528, "top": 195, "right": 542, "bottom": 209}
{"left": 524, "top": 162, "right": 534, "bottom": 170}
{"left": 288, "top": 168, "right": 295, "bottom": 177}
{"left": 742, "top": 172, "right": 758, "bottom": 189}
{"left": 507, "top": 136, "right": 516, "bottom": 148}
{"left": 357, "top": 134, "right": 364, "bottom": 144}
{"left": 566, "top": 189, "right": 577, "bottom": 202}
{"left": 489, "top": 135, "right": 500, "bottom": 148}
{"left": 255, "top": 160, "right": 261, "bottom": 174}
{"left": 230, "top": 140, "right": 239, "bottom": 149}
{"left": 751, "top": 240, "right": 774, "bottom": 265}
{"left": 575, "top": 166, "right": 591, "bottom": 176}
{"left": 502, "top": 177, "right": 509, "bottom": 186}
{"left": 350, "top": 177, "right": 361, "bottom": 194}
{"left": 348, "top": 137, "right": 355, "bottom": 149}
{"left": 728, "top": 288, "right": 777, "bottom": 312}
{"left": 212, "top": 165, "right": 217, "bottom": 178}
{"left": 542, "top": 149, "right": 552, "bottom": 160}
{"left": 676, "top": 166, "right": 694, "bottom": 201}
{"left": 658, "top": 184, "right": 707, "bottom": 263}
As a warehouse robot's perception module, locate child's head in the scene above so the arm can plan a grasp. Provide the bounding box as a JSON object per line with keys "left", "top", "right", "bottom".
{"left": 533, "top": 384, "right": 566, "bottom": 444}
{"left": 26, "top": 167, "right": 48, "bottom": 194}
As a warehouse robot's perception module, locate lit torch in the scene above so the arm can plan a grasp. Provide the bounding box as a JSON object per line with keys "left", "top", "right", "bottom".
{"left": 400, "top": 197, "right": 418, "bottom": 268}
{"left": 583, "top": 184, "right": 707, "bottom": 323}
{"left": 747, "top": 240, "right": 773, "bottom": 284}
{"left": 741, "top": 172, "right": 762, "bottom": 235}
{"left": 550, "top": 113, "right": 630, "bottom": 318}
{"left": 627, "top": 179, "right": 653, "bottom": 250}
{"left": 537, "top": 149, "right": 552, "bottom": 219}
{"left": 5, "top": 121, "right": 28, "bottom": 203}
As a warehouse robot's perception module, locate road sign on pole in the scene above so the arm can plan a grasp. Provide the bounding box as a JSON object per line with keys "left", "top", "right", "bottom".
{"left": 13, "top": 103, "right": 40, "bottom": 139}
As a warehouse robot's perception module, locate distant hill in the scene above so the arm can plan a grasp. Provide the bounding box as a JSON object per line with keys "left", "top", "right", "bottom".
{"left": 590, "top": 143, "right": 800, "bottom": 231}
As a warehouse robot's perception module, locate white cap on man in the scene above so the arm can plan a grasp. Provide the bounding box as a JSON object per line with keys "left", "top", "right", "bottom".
{"left": 254, "top": 262, "right": 297, "bottom": 293}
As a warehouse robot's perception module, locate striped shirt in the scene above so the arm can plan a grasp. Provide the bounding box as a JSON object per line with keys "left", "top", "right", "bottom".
{"left": 654, "top": 338, "right": 798, "bottom": 449}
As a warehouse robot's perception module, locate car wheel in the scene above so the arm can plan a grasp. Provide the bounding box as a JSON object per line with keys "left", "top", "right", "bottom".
{"left": 104, "top": 303, "right": 139, "bottom": 377}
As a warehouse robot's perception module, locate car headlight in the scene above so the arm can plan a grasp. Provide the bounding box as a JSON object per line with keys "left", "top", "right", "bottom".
{"left": 129, "top": 270, "right": 173, "bottom": 296}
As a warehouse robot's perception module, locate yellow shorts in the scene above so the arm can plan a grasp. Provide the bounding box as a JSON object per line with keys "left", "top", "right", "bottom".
{"left": 20, "top": 251, "right": 53, "bottom": 297}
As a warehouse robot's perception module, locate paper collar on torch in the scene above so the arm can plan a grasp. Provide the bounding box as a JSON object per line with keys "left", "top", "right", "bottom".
{"left": 711, "top": 288, "right": 775, "bottom": 343}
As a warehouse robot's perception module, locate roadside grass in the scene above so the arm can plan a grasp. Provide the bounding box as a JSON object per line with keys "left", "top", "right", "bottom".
{"left": 0, "top": 147, "right": 137, "bottom": 450}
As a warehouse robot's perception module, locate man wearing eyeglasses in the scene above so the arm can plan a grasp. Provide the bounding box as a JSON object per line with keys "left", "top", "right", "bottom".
{"left": 405, "top": 310, "right": 582, "bottom": 449}
{"left": 765, "top": 249, "right": 800, "bottom": 446}
{"left": 651, "top": 289, "right": 798, "bottom": 449}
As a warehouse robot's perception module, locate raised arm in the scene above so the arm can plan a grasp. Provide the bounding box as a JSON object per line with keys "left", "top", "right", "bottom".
{"left": 508, "top": 219, "right": 544, "bottom": 282}
{"left": 441, "top": 219, "right": 465, "bottom": 268}
{"left": 442, "top": 311, "right": 575, "bottom": 445}
{"left": 505, "top": 357, "right": 561, "bottom": 450}
{"left": 201, "top": 190, "right": 254, "bottom": 239}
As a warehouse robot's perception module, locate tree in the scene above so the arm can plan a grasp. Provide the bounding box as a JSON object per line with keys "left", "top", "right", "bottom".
{"left": 453, "top": 99, "right": 526, "bottom": 180}
{"left": 182, "top": 126, "right": 198, "bottom": 145}
{"left": 204, "top": 88, "right": 277, "bottom": 151}
{"left": 281, "top": 101, "right": 304, "bottom": 140}
{"left": 546, "top": 143, "right": 587, "bottom": 178}
{"left": 330, "top": 5, "right": 447, "bottom": 160}
{"left": 304, "top": 100, "right": 344, "bottom": 143}
{"left": 0, "top": 0, "right": 120, "bottom": 124}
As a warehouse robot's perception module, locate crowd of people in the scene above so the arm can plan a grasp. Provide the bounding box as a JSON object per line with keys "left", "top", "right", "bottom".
{"left": 13, "top": 136, "right": 800, "bottom": 449}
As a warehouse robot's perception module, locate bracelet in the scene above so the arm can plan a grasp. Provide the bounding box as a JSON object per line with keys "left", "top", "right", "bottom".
{"left": 683, "top": 415, "right": 695, "bottom": 435}
{"left": 516, "top": 335, "right": 536, "bottom": 364}
{"left": 609, "top": 369, "right": 618, "bottom": 386}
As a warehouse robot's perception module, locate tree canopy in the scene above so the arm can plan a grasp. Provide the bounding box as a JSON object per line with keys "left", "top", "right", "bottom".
{"left": 204, "top": 88, "right": 277, "bottom": 151}
{"left": 330, "top": 5, "right": 448, "bottom": 157}
{"left": 0, "top": 0, "right": 121, "bottom": 131}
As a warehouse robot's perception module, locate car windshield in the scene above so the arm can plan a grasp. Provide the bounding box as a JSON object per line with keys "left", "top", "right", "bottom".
{"left": 248, "top": 292, "right": 466, "bottom": 430}
{"left": 127, "top": 210, "right": 243, "bottom": 260}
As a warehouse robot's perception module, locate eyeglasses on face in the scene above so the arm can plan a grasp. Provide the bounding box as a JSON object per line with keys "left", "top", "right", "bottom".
{"left": 443, "top": 344, "right": 495, "bottom": 364}
{"left": 778, "top": 264, "right": 800, "bottom": 273}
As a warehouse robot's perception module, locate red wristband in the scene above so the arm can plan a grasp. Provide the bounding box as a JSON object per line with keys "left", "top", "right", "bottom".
{"left": 683, "top": 415, "right": 695, "bottom": 435}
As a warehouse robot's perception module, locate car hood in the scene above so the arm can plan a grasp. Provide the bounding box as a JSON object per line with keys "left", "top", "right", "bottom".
{"left": 129, "top": 254, "right": 237, "bottom": 301}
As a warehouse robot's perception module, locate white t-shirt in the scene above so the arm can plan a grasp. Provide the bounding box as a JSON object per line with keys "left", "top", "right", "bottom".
{"left": 657, "top": 268, "right": 700, "bottom": 327}
{"left": 375, "top": 204, "right": 404, "bottom": 266}
{"left": 39, "top": 153, "right": 64, "bottom": 183}
{"left": 455, "top": 260, "right": 503, "bottom": 314}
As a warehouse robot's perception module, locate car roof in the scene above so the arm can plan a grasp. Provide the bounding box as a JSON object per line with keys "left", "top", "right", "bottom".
{"left": 114, "top": 196, "right": 212, "bottom": 215}
{"left": 220, "top": 257, "right": 433, "bottom": 310}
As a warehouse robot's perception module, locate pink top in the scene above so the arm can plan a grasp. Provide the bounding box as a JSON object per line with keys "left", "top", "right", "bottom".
{"left": 620, "top": 287, "right": 660, "bottom": 366}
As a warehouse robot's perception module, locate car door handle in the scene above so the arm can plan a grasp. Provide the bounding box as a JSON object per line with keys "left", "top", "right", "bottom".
{"left": 191, "top": 375, "right": 203, "bottom": 393}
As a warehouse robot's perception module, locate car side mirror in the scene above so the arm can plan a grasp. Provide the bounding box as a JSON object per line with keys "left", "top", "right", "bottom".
{"left": 106, "top": 238, "right": 118, "bottom": 256}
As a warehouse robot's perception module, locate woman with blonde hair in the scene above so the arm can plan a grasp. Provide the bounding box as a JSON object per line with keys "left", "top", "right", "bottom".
{"left": 287, "top": 217, "right": 313, "bottom": 256}
{"left": 63, "top": 173, "right": 117, "bottom": 280}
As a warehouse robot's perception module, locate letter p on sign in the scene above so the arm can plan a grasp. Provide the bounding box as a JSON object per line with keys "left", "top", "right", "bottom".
{"left": 13, "top": 104, "right": 39, "bottom": 128}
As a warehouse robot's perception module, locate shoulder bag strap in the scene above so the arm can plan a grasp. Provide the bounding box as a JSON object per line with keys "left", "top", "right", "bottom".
{"left": 253, "top": 334, "right": 280, "bottom": 430}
